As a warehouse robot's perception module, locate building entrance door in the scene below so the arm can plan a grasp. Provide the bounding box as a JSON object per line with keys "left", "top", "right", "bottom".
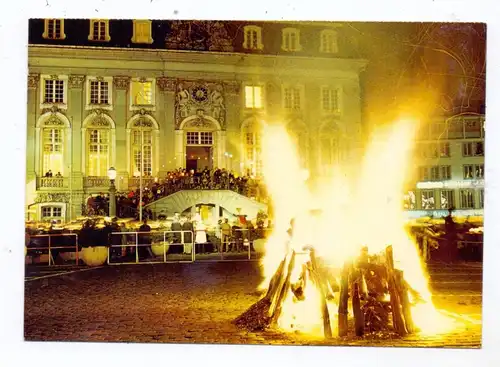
{"left": 185, "top": 146, "right": 212, "bottom": 172}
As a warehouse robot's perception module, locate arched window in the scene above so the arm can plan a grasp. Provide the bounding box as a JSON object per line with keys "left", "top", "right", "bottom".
{"left": 319, "top": 123, "right": 340, "bottom": 174}
{"left": 131, "top": 128, "right": 153, "bottom": 176}
{"left": 42, "top": 127, "right": 64, "bottom": 175}
{"left": 87, "top": 129, "right": 109, "bottom": 176}
{"left": 242, "top": 120, "right": 262, "bottom": 177}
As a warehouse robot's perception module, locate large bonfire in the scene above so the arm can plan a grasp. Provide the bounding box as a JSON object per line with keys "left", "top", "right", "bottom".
{"left": 235, "top": 120, "right": 455, "bottom": 339}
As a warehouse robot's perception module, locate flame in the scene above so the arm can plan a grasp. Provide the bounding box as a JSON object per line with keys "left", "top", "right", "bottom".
{"left": 258, "top": 119, "right": 455, "bottom": 337}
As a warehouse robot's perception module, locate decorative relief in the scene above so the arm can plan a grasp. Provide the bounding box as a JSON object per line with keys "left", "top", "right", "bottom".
{"left": 35, "top": 193, "right": 70, "bottom": 203}
{"left": 88, "top": 109, "right": 111, "bottom": 127}
{"left": 134, "top": 118, "right": 153, "bottom": 128}
{"left": 68, "top": 75, "right": 85, "bottom": 89}
{"left": 157, "top": 77, "right": 176, "bottom": 92}
{"left": 113, "top": 76, "right": 131, "bottom": 90}
{"left": 28, "top": 74, "right": 40, "bottom": 89}
{"left": 166, "top": 20, "right": 234, "bottom": 52}
{"left": 42, "top": 106, "right": 66, "bottom": 126}
{"left": 174, "top": 80, "right": 226, "bottom": 129}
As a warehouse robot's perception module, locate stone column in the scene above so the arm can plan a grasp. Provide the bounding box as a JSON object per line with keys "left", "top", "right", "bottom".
{"left": 113, "top": 76, "right": 130, "bottom": 191}
{"left": 174, "top": 130, "right": 185, "bottom": 168}
{"left": 157, "top": 77, "right": 177, "bottom": 174}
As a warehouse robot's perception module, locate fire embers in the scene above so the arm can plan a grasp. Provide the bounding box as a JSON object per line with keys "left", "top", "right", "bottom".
{"left": 362, "top": 298, "right": 391, "bottom": 333}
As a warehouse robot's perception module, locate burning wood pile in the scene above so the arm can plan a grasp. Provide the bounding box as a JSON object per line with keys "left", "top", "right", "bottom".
{"left": 235, "top": 244, "right": 422, "bottom": 339}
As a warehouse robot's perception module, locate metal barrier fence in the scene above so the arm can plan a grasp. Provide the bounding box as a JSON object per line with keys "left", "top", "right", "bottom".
{"left": 108, "top": 230, "right": 195, "bottom": 265}
{"left": 24, "top": 227, "right": 274, "bottom": 266}
{"left": 26, "top": 233, "right": 79, "bottom": 266}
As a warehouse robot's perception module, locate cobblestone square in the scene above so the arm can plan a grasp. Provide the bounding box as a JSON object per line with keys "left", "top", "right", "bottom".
{"left": 24, "top": 261, "right": 482, "bottom": 348}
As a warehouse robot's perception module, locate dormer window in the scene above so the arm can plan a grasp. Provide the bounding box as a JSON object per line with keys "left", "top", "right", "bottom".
{"left": 43, "top": 19, "right": 66, "bottom": 40}
{"left": 243, "top": 25, "right": 264, "bottom": 50}
{"left": 88, "top": 19, "right": 110, "bottom": 42}
{"left": 282, "top": 28, "right": 301, "bottom": 52}
{"left": 131, "top": 20, "right": 153, "bottom": 44}
{"left": 320, "top": 30, "right": 338, "bottom": 53}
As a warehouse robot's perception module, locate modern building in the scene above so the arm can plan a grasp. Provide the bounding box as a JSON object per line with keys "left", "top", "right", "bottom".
{"left": 26, "top": 19, "right": 367, "bottom": 223}
{"left": 404, "top": 113, "right": 485, "bottom": 219}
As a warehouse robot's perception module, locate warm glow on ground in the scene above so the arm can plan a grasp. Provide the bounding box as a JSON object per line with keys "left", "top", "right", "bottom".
{"left": 258, "top": 119, "right": 456, "bottom": 337}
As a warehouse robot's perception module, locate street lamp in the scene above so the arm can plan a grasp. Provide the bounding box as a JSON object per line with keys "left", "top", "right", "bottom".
{"left": 107, "top": 166, "right": 117, "bottom": 218}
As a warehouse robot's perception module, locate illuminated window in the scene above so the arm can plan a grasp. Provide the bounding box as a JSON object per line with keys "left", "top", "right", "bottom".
{"left": 479, "top": 189, "right": 484, "bottom": 208}
{"left": 87, "top": 129, "right": 109, "bottom": 176}
{"left": 463, "top": 164, "right": 474, "bottom": 179}
{"left": 321, "top": 88, "right": 340, "bottom": 113}
{"left": 131, "top": 20, "right": 153, "bottom": 44}
{"left": 44, "top": 79, "right": 65, "bottom": 104}
{"left": 245, "top": 86, "right": 263, "bottom": 109}
{"left": 462, "top": 142, "right": 473, "bottom": 157}
{"left": 319, "top": 30, "right": 338, "bottom": 53}
{"left": 440, "top": 190, "right": 454, "bottom": 209}
{"left": 131, "top": 130, "right": 153, "bottom": 176}
{"left": 460, "top": 189, "right": 474, "bottom": 209}
{"left": 421, "top": 190, "right": 435, "bottom": 210}
{"left": 243, "top": 25, "right": 263, "bottom": 50}
{"left": 440, "top": 166, "right": 451, "bottom": 180}
{"left": 89, "top": 80, "right": 109, "bottom": 105}
{"left": 42, "top": 128, "right": 64, "bottom": 175}
{"left": 43, "top": 19, "right": 65, "bottom": 40}
{"left": 89, "top": 19, "right": 110, "bottom": 41}
{"left": 284, "top": 87, "right": 301, "bottom": 110}
{"left": 130, "top": 79, "right": 154, "bottom": 106}
{"left": 282, "top": 28, "right": 301, "bottom": 51}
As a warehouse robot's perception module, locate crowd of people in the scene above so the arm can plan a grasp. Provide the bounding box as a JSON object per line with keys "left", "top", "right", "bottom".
{"left": 86, "top": 167, "right": 268, "bottom": 219}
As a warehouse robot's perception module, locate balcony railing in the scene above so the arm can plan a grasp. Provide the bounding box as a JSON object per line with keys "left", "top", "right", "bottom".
{"left": 84, "top": 176, "right": 110, "bottom": 188}
{"left": 128, "top": 176, "right": 156, "bottom": 188}
{"left": 37, "top": 177, "right": 67, "bottom": 189}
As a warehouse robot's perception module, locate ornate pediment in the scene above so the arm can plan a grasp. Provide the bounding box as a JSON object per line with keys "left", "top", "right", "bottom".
{"left": 42, "top": 106, "right": 66, "bottom": 126}
{"left": 165, "top": 20, "right": 233, "bottom": 52}
{"left": 175, "top": 80, "right": 226, "bottom": 129}
{"left": 88, "top": 109, "right": 111, "bottom": 127}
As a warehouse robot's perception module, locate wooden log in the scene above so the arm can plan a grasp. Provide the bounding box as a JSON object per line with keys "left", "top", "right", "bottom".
{"left": 310, "top": 250, "right": 333, "bottom": 339}
{"left": 270, "top": 251, "right": 296, "bottom": 324}
{"left": 352, "top": 279, "right": 364, "bottom": 336}
{"left": 268, "top": 254, "right": 292, "bottom": 316}
{"left": 396, "top": 270, "right": 416, "bottom": 334}
{"left": 338, "top": 263, "right": 349, "bottom": 337}
{"left": 265, "top": 258, "right": 286, "bottom": 300}
{"left": 385, "top": 245, "right": 407, "bottom": 336}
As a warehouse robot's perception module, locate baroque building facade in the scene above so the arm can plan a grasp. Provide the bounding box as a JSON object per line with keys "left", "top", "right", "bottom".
{"left": 26, "top": 19, "right": 367, "bottom": 222}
